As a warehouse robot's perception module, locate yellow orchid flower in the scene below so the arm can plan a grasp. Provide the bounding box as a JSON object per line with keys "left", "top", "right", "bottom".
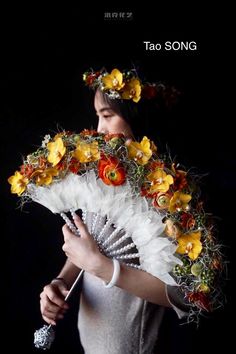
{"left": 8, "top": 171, "right": 29, "bottom": 196}
{"left": 102, "top": 69, "right": 125, "bottom": 91}
{"left": 122, "top": 78, "right": 141, "bottom": 102}
{"left": 176, "top": 231, "right": 202, "bottom": 260}
{"left": 47, "top": 138, "right": 66, "bottom": 167}
{"left": 197, "top": 284, "right": 210, "bottom": 293}
{"left": 169, "top": 191, "right": 192, "bottom": 213}
{"left": 73, "top": 141, "right": 100, "bottom": 163}
{"left": 31, "top": 168, "right": 59, "bottom": 186}
{"left": 147, "top": 168, "right": 174, "bottom": 193}
{"left": 127, "top": 136, "right": 152, "bottom": 165}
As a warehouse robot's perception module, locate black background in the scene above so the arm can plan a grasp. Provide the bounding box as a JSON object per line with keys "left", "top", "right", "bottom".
{"left": 1, "top": 5, "right": 232, "bottom": 354}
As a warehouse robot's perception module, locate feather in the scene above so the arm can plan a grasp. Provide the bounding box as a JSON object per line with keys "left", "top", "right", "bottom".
{"left": 27, "top": 170, "right": 181, "bottom": 285}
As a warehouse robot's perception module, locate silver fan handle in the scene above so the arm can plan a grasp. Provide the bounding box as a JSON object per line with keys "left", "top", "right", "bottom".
{"left": 34, "top": 269, "right": 84, "bottom": 350}
{"left": 34, "top": 211, "right": 84, "bottom": 350}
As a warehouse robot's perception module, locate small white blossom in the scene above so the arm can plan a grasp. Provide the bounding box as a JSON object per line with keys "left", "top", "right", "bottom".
{"left": 42, "top": 134, "right": 51, "bottom": 148}
{"left": 108, "top": 90, "right": 121, "bottom": 99}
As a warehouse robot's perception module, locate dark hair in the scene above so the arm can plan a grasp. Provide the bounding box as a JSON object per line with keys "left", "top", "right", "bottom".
{"left": 96, "top": 85, "right": 180, "bottom": 141}
{"left": 96, "top": 90, "right": 141, "bottom": 137}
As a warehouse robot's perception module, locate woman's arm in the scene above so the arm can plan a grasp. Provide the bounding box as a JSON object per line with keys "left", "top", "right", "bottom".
{"left": 94, "top": 256, "right": 170, "bottom": 306}
{"left": 62, "top": 214, "right": 171, "bottom": 307}
{"left": 39, "top": 260, "right": 80, "bottom": 325}
{"left": 96, "top": 259, "right": 189, "bottom": 315}
{"left": 56, "top": 259, "right": 81, "bottom": 288}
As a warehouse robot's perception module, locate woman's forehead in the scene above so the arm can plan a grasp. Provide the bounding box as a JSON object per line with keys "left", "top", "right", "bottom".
{"left": 94, "top": 91, "right": 112, "bottom": 110}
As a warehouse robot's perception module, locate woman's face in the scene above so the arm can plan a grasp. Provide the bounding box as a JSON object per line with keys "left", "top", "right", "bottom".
{"left": 94, "top": 90, "right": 133, "bottom": 137}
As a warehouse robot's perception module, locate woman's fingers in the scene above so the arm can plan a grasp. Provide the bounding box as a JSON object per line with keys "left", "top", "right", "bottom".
{"left": 40, "top": 294, "right": 68, "bottom": 325}
{"left": 42, "top": 284, "right": 68, "bottom": 309}
{"left": 42, "top": 315, "right": 56, "bottom": 326}
{"left": 40, "top": 281, "right": 70, "bottom": 326}
{"left": 62, "top": 213, "right": 89, "bottom": 239}
{"left": 40, "top": 295, "right": 60, "bottom": 313}
{"left": 72, "top": 213, "right": 88, "bottom": 237}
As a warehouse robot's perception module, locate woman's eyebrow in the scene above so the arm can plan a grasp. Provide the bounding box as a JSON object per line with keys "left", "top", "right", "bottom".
{"left": 99, "top": 107, "right": 113, "bottom": 113}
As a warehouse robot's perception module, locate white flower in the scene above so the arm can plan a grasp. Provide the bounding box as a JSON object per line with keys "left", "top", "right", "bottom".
{"left": 42, "top": 134, "right": 51, "bottom": 148}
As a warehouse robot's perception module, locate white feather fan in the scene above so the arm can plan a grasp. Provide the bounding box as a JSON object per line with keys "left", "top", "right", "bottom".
{"left": 27, "top": 170, "right": 181, "bottom": 285}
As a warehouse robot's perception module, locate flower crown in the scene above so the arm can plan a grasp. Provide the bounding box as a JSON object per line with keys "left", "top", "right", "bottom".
{"left": 83, "top": 68, "right": 163, "bottom": 103}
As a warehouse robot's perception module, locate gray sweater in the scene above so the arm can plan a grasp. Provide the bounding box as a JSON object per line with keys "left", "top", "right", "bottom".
{"left": 78, "top": 272, "right": 188, "bottom": 354}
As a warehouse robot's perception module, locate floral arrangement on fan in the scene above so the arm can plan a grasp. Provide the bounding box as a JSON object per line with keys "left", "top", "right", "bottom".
{"left": 8, "top": 129, "right": 224, "bottom": 321}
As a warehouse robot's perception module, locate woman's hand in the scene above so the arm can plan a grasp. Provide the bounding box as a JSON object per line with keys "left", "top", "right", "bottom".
{"left": 62, "top": 214, "right": 105, "bottom": 275}
{"left": 40, "top": 279, "right": 69, "bottom": 326}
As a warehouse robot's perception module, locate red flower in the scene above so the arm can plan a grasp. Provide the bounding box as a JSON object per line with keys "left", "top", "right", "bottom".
{"left": 69, "top": 158, "right": 80, "bottom": 174}
{"left": 104, "top": 133, "right": 125, "bottom": 141}
{"left": 38, "top": 157, "right": 47, "bottom": 169}
{"left": 187, "top": 292, "right": 211, "bottom": 312}
{"left": 98, "top": 155, "right": 126, "bottom": 186}
{"left": 148, "top": 160, "right": 164, "bottom": 170}
{"left": 80, "top": 129, "right": 98, "bottom": 137}
{"left": 172, "top": 164, "right": 188, "bottom": 191}
{"left": 180, "top": 212, "right": 195, "bottom": 229}
{"left": 142, "top": 85, "right": 158, "bottom": 99}
{"left": 153, "top": 192, "right": 172, "bottom": 210}
{"left": 85, "top": 72, "right": 101, "bottom": 86}
{"left": 55, "top": 158, "right": 66, "bottom": 171}
{"left": 140, "top": 186, "right": 153, "bottom": 198}
{"left": 174, "top": 172, "right": 187, "bottom": 190}
{"left": 20, "top": 164, "right": 34, "bottom": 178}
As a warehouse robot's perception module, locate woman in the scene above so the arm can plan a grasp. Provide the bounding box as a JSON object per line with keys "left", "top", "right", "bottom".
{"left": 40, "top": 70, "right": 189, "bottom": 353}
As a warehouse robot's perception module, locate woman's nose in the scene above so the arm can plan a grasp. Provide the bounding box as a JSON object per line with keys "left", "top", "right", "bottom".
{"left": 97, "top": 118, "right": 107, "bottom": 134}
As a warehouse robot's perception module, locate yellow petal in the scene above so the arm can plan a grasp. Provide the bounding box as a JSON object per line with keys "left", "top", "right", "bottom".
{"left": 176, "top": 231, "right": 202, "bottom": 260}
{"left": 73, "top": 141, "right": 100, "bottom": 163}
{"left": 102, "top": 69, "right": 124, "bottom": 91}
{"left": 140, "top": 136, "right": 151, "bottom": 151}
{"left": 111, "top": 69, "right": 123, "bottom": 84}
{"left": 102, "top": 76, "right": 114, "bottom": 89}
{"left": 181, "top": 194, "right": 192, "bottom": 203}
{"left": 165, "top": 174, "right": 174, "bottom": 185}
{"left": 122, "top": 90, "right": 132, "bottom": 100}
{"left": 8, "top": 171, "right": 29, "bottom": 196}
{"left": 47, "top": 138, "right": 66, "bottom": 166}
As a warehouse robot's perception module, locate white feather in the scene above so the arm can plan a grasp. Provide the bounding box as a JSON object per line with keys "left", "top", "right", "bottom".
{"left": 27, "top": 171, "right": 181, "bottom": 285}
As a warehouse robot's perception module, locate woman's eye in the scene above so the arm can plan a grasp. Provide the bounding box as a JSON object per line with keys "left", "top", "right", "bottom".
{"left": 103, "top": 115, "right": 112, "bottom": 119}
